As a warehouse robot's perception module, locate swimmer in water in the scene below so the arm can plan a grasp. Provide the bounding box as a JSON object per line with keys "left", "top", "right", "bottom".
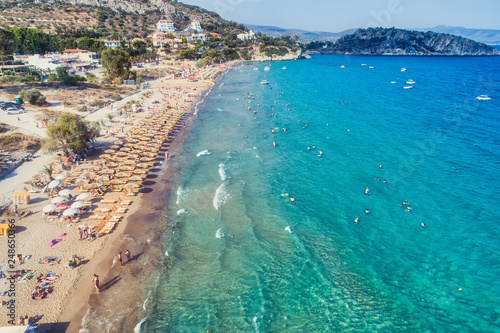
{"left": 290, "top": 197, "right": 295, "bottom": 203}
{"left": 312, "top": 146, "right": 316, "bottom": 149}
{"left": 307, "top": 146, "right": 311, "bottom": 150}
{"left": 365, "top": 209, "right": 370, "bottom": 214}
{"left": 402, "top": 200, "right": 407, "bottom": 206}
{"left": 407, "top": 205, "right": 412, "bottom": 211}
{"left": 354, "top": 218, "right": 359, "bottom": 223}
{"left": 365, "top": 187, "right": 370, "bottom": 194}
{"left": 376, "top": 177, "right": 380, "bottom": 181}
{"left": 273, "top": 141, "right": 276, "bottom": 147}
{"left": 318, "top": 151, "right": 322, "bottom": 157}
{"left": 379, "top": 164, "right": 383, "bottom": 168}
{"left": 421, "top": 223, "right": 426, "bottom": 227}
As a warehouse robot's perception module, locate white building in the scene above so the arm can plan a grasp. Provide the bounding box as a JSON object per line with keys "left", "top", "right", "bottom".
{"left": 152, "top": 31, "right": 168, "bottom": 40}
{"left": 62, "top": 49, "right": 99, "bottom": 62}
{"left": 26, "top": 54, "right": 62, "bottom": 71}
{"left": 237, "top": 30, "right": 255, "bottom": 41}
{"left": 157, "top": 19, "right": 176, "bottom": 32}
{"left": 103, "top": 40, "right": 120, "bottom": 48}
{"left": 187, "top": 33, "right": 208, "bottom": 43}
{"left": 190, "top": 20, "right": 203, "bottom": 32}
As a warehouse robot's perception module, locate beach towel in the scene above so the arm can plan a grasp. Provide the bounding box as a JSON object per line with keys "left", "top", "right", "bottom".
{"left": 48, "top": 239, "right": 62, "bottom": 247}
{"left": 0, "top": 291, "right": 7, "bottom": 296}
{"left": 24, "top": 325, "right": 38, "bottom": 333}
{"left": 39, "top": 257, "right": 59, "bottom": 264}
{"left": 0, "top": 271, "right": 5, "bottom": 279}
{"left": 24, "top": 324, "right": 38, "bottom": 333}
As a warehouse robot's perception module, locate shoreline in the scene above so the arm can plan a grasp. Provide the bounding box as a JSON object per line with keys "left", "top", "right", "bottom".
{"left": 0, "top": 61, "right": 230, "bottom": 332}
{"left": 61, "top": 69, "right": 228, "bottom": 332}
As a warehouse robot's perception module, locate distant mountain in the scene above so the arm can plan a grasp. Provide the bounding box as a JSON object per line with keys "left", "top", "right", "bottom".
{"left": 416, "top": 26, "right": 500, "bottom": 45}
{"left": 312, "top": 28, "right": 500, "bottom": 56}
{"left": 245, "top": 24, "right": 356, "bottom": 42}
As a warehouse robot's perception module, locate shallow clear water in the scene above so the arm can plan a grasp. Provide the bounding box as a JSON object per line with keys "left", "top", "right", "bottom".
{"left": 142, "top": 55, "right": 500, "bottom": 332}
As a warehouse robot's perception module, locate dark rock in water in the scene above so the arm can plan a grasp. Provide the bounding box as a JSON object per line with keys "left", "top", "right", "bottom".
{"left": 310, "top": 27, "right": 500, "bottom": 56}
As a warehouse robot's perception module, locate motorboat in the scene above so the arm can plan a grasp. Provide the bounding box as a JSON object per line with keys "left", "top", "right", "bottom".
{"left": 476, "top": 95, "right": 491, "bottom": 100}
{"left": 401, "top": 68, "right": 407, "bottom": 72}
{"left": 340, "top": 65, "right": 345, "bottom": 68}
{"left": 264, "top": 66, "right": 270, "bottom": 71}
{"left": 369, "top": 66, "right": 374, "bottom": 69}
{"left": 403, "top": 86, "right": 413, "bottom": 89}
{"left": 406, "top": 79, "right": 415, "bottom": 84}
{"left": 260, "top": 80, "right": 270, "bottom": 85}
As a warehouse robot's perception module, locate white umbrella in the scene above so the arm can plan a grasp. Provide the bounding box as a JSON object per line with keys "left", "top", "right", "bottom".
{"left": 75, "top": 193, "right": 90, "bottom": 201}
{"left": 48, "top": 180, "right": 61, "bottom": 189}
{"left": 54, "top": 173, "right": 68, "bottom": 180}
{"left": 42, "top": 204, "right": 57, "bottom": 213}
{"left": 51, "top": 196, "right": 66, "bottom": 204}
{"left": 71, "top": 201, "right": 85, "bottom": 209}
{"left": 62, "top": 208, "right": 79, "bottom": 216}
{"left": 58, "top": 189, "right": 72, "bottom": 196}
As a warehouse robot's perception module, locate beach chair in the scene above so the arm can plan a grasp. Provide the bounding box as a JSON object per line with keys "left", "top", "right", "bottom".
{"left": 122, "top": 189, "right": 136, "bottom": 196}
{"left": 100, "top": 198, "right": 116, "bottom": 204}
{"left": 111, "top": 205, "right": 127, "bottom": 214}
{"left": 24, "top": 186, "right": 38, "bottom": 193}
{"left": 88, "top": 213, "right": 106, "bottom": 220}
{"left": 98, "top": 222, "right": 116, "bottom": 235}
{"left": 93, "top": 206, "right": 109, "bottom": 213}
{"left": 117, "top": 197, "right": 132, "bottom": 205}
{"left": 109, "top": 185, "right": 122, "bottom": 192}
{"left": 75, "top": 185, "right": 89, "bottom": 192}
{"left": 105, "top": 212, "right": 122, "bottom": 223}
{"left": 0, "top": 223, "right": 10, "bottom": 236}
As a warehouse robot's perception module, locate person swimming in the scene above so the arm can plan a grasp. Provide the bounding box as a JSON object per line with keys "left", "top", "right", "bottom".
{"left": 290, "top": 197, "right": 295, "bottom": 203}
{"left": 365, "top": 209, "right": 370, "bottom": 214}
{"left": 365, "top": 187, "right": 370, "bottom": 194}
{"left": 407, "top": 205, "right": 412, "bottom": 211}
{"left": 402, "top": 200, "right": 407, "bottom": 206}
{"left": 273, "top": 141, "right": 276, "bottom": 147}
{"left": 318, "top": 151, "right": 323, "bottom": 157}
{"left": 354, "top": 217, "right": 359, "bottom": 223}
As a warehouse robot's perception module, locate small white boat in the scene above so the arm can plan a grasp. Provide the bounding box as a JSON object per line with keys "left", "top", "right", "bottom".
{"left": 361, "top": 64, "right": 367, "bottom": 66}
{"left": 260, "top": 80, "right": 270, "bottom": 85}
{"left": 264, "top": 66, "right": 270, "bottom": 71}
{"left": 476, "top": 95, "right": 491, "bottom": 100}
{"left": 406, "top": 79, "right": 415, "bottom": 84}
{"left": 369, "top": 66, "right": 374, "bottom": 69}
{"left": 340, "top": 65, "right": 345, "bottom": 68}
{"left": 403, "top": 86, "right": 413, "bottom": 89}
{"left": 253, "top": 67, "right": 258, "bottom": 71}
{"left": 282, "top": 66, "right": 286, "bottom": 70}
{"left": 390, "top": 81, "right": 397, "bottom": 84}
{"left": 401, "top": 68, "right": 407, "bottom": 72}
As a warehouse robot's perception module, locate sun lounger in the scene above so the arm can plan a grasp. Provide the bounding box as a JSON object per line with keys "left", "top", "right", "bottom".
{"left": 93, "top": 207, "right": 109, "bottom": 213}
{"left": 39, "top": 257, "right": 59, "bottom": 264}
{"left": 122, "top": 189, "right": 136, "bottom": 196}
{"left": 98, "top": 222, "right": 116, "bottom": 234}
{"left": 75, "top": 185, "right": 89, "bottom": 192}
{"left": 100, "top": 199, "right": 116, "bottom": 204}
{"left": 117, "top": 197, "right": 132, "bottom": 205}
{"left": 111, "top": 205, "right": 127, "bottom": 214}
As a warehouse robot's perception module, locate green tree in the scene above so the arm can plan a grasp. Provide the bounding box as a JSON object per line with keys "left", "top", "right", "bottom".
{"left": 56, "top": 66, "right": 68, "bottom": 81}
{"left": 0, "top": 29, "right": 17, "bottom": 63}
{"left": 178, "top": 48, "right": 200, "bottom": 60}
{"left": 101, "top": 48, "right": 131, "bottom": 82}
{"left": 19, "top": 89, "right": 46, "bottom": 105}
{"left": 44, "top": 113, "right": 99, "bottom": 155}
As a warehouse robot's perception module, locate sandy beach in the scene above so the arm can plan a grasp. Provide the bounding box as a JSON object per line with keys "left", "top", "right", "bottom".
{"left": 0, "top": 61, "right": 231, "bottom": 332}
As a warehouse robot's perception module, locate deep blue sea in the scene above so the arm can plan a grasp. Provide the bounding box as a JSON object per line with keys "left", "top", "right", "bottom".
{"left": 141, "top": 55, "right": 500, "bottom": 332}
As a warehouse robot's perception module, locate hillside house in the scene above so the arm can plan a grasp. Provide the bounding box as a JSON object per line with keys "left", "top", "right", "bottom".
{"left": 157, "top": 19, "right": 176, "bottom": 32}
{"left": 103, "top": 40, "right": 120, "bottom": 48}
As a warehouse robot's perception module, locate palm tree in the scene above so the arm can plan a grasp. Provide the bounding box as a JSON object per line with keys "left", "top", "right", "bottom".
{"left": 106, "top": 113, "right": 114, "bottom": 124}
{"left": 42, "top": 164, "right": 54, "bottom": 181}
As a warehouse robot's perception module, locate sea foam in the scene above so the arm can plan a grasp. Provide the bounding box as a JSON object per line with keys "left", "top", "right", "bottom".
{"left": 213, "top": 183, "right": 230, "bottom": 210}
{"left": 197, "top": 150, "right": 211, "bottom": 157}
{"left": 218, "top": 163, "right": 228, "bottom": 181}
{"left": 216, "top": 228, "right": 225, "bottom": 238}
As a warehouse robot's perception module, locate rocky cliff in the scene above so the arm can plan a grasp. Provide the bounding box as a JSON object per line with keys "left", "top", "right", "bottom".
{"left": 313, "top": 28, "right": 500, "bottom": 56}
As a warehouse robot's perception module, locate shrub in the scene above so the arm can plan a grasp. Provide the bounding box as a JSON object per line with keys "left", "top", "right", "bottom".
{"left": 78, "top": 105, "right": 88, "bottom": 112}
{"left": 62, "top": 75, "right": 78, "bottom": 85}
{"left": 19, "top": 89, "right": 46, "bottom": 105}
{"left": 48, "top": 74, "right": 58, "bottom": 82}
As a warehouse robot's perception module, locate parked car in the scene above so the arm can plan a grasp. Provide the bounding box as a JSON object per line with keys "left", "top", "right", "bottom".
{"left": 1, "top": 103, "right": 22, "bottom": 111}
{"left": 6, "top": 108, "right": 26, "bottom": 115}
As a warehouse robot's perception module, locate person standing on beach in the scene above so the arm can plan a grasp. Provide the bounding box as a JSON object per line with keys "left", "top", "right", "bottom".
{"left": 14, "top": 205, "right": 19, "bottom": 219}
{"left": 125, "top": 250, "right": 131, "bottom": 263}
{"left": 117, "top": 252, "right": 123, "bottom": 266}
{"left": 92, "top": 274, "right": 100, "bottom": 294}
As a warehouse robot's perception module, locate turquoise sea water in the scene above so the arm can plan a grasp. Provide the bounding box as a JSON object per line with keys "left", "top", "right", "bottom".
{"left": 142, "top": 55, "right": 500, "bottom": 332}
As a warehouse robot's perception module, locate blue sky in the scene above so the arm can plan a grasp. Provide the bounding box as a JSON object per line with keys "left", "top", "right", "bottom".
{"left": 180, "top": 0, "right": 500, "bottom": 32}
